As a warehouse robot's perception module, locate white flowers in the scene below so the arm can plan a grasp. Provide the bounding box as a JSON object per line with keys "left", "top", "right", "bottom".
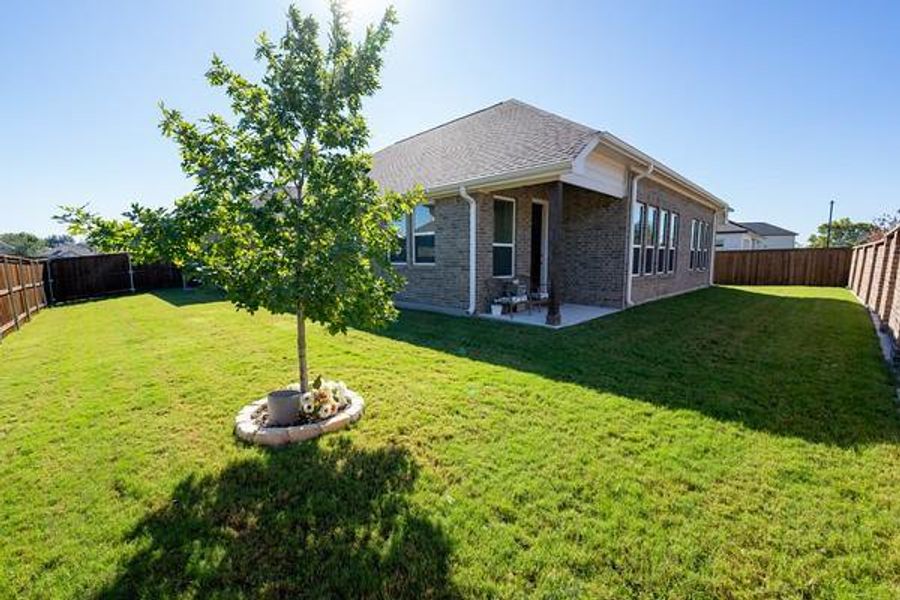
{"left": 299, "top": 378, "right": 353, "bottom": 422}
{"left": 318, "top": 402, "right": 336, "bottom": 419}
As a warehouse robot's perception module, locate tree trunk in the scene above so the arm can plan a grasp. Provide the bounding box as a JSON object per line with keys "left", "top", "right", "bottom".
{"left": 296, "top": 302, "right": 309, "bottom": 393}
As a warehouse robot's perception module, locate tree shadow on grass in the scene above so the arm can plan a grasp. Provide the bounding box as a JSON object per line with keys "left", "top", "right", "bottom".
{"left": 151, "top": 287, "right": 225, "bottom": 307}
{"left": 377, "top": 286, "right": 900, "bottom": 448}
{"left": 95, "top": 439, "right": 458, "bottom": 599}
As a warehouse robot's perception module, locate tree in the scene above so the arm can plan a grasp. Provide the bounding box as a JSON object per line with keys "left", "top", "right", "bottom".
{"left": 44, "top": 234, "right": 75, "bottom": 248}
{"left": 873, "top": 210, "right": 900, "bottom": 235}
{"left": 56, "top": 203, "right": 182, "bottom": 266}
{"left": 0, "top": 232, "right": 48, "bottom": 257}
{"left": 807, "top": 217, "right": 877, "bottom": 248}
{"left": 58, "top": 2, "right": 420, "bottom": 393}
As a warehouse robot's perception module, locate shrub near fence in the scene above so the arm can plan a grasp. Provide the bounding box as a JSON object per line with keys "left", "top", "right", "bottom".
{"left": 849, "top": 226, "right": 900, "bottom": 355}
{"left": 0, "top": 254, "right": 48, "bottom": 340}
{"left": 714, "top": 248, "right": 852, "bottom": 286}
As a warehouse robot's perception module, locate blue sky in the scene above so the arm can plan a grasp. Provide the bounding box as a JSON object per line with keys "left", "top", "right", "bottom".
{"left": 2, "top": 0, "right": 898, "bottom": 242}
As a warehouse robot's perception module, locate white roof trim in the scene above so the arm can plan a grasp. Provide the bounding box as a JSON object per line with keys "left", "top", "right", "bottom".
{"left": 420, "top": 131, "right": 730, "bottom": 214}
{"left": 593, "top": 133, "right": 730, "bottom": 212}
{"left": 424, "top": 160, "right": 571, "bottom": 198}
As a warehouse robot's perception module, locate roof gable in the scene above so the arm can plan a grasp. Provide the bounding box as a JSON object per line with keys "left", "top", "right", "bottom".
{"left": 370, "top": 99, "right": 596, "bottom": 193}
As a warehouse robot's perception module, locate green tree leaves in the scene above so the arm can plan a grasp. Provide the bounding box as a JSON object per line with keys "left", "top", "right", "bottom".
{"left": 807, "top": 217, "right": 878, "bottom": 248}
{"left": 57, "top": 2, "right": 419, "bottom": 391}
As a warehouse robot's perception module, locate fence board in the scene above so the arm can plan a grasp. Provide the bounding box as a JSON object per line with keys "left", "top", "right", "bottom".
{"left": 850, "top": 227, "right": 900, "bottom": 359}
{"left": 714, "top": 248, "right": 852, "bottom": 287}
{"left": 0, "top": 255, "right": 47, "bottom": 340}
{"left": 46, "top": 253, "right": 182, "bottom": 303}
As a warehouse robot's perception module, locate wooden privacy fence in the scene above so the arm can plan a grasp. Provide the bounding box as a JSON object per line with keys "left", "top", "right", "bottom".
{"left": 0, "top": 255, "right": 48, "bottom": 339}
{"left": 46, "top": 253, "right": 182, "bottom": 304}
{"left": 714, "top": 248, "right": 852, "bottom": 286}
{"left": 849, "top": 226, "right": 900, "bottom": 353}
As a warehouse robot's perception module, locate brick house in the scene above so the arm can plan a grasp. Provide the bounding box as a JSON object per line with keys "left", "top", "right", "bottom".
{"left": 371, "top": 100, "right": 730, "bottom": 325}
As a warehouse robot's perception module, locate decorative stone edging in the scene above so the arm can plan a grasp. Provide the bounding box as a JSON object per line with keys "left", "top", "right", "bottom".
{"left": 234, "top": 388, "right": 365, "bottom": 447}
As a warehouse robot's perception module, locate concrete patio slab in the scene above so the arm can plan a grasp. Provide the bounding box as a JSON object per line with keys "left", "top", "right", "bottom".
{"left": 478, "top": 303, "right": 619, "bottom": 329}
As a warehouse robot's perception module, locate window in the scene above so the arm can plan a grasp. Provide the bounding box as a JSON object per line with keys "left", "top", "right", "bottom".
{"left": 631, "top": 202, "right": 645, "bottom": 276}
{"left": 389, "top": 216, "right": 408, "bottom": 264}
{"left": 657, "top": 210, "right": 669, "bottom": 274}
{"left": 492, "top": 197, "right": 515, "bottom": 277}
{"left": 644, "top": 206, "right": 658, "bottom": 274}
{"left": 668, "top": 212, "right": 679, "bottom": 272}
{"left": 690, "top": 219, "right": 710, "bottom": 270}
{"left": 412, "top": 204, "right": 435, "bottom": 264}
{"left": 690, "top": 219, "right": 698, "bottom": 270}
{"left": 701, "top": 221, "right": 710, "bottom": 270}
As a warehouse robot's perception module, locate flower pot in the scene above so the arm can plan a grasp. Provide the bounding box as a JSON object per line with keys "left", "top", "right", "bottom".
{"left": 490, "top": 304, "right": 503, "bottom": 316}
{"left": 267, "top": 389, "right": 300, "bottom": 426}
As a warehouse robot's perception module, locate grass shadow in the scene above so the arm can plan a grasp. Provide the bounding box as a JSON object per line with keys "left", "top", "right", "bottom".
{"left": 376, "top": 286, "right": 900, "bottom": 448}
{"left": 151, "top": 287, "right": 225, "bottom": 307}
{"left": 95, "top": 439, "right": 458, "bottom": 599}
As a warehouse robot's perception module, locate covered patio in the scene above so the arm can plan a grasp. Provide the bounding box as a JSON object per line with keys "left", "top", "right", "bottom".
{"left": 479, "top": 302, "right": 620, "bottom": 329}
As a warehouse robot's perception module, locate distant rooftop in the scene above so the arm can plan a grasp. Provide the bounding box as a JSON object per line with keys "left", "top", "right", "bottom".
{"left": 737, "top": 222, "right": 798, "bottom": 237}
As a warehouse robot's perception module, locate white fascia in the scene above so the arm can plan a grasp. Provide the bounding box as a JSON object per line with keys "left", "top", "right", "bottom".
{"left": 594, "top": 133, "right": 731, "bottom": 213}
{"left": 424, "top": 161, "right": 571, "bottom": 198}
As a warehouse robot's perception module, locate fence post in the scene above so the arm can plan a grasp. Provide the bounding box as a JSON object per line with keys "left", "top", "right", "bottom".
{"left": 126, "top": 254, "right": 136, "bottom": 293}
{"left": 3, "top": 258, "right": 19, "bottom": 333}
{"left": 46, "top": 259, "right": 55, "bottom": 304}
{"left": 17, "top": 257, "right": 32, "bottom": 322}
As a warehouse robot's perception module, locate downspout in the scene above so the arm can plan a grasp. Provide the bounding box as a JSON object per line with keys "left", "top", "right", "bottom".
{"left": 625, "top": 163, "right": 654, "bottom": 306}
{"left": 459, "top": 186, "right": 477, "bottom": 315}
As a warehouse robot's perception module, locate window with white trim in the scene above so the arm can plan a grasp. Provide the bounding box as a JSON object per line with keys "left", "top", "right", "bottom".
{"left": 412, "top": 204, "right": 435, "bottom": 264}
{"left": 690, "top": 219, "right": 698, "bottom": 270}
{"left": 689, "top": 219, "right": 711, "bottom": 271}
{"left": 657, "top": 209, "right": 669, "bottom": 274}
{"left": 644, "top": 206, "right": 658, "bottom": 274}
{"left": 389, "top": 215, "right": 408, "bottom": 264}
{"left": 631, "top": 201, "right": 645, "bottom": 276}
{"left": 701, "top": 221, "right": 710, "bottom": 270}
{"left": 668, "top": 212, "right": 679, "bottom": 272}
{"left": 492, "top": 197, "right": 515, "bottom": 277}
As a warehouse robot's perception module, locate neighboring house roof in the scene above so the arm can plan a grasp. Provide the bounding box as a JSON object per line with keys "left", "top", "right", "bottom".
{"left": 716, "top": 221, "right": 749, "bottom": 234}
{"left": 736, "top": 222, "right": 797, "bottom": 237}
{"left": 371, "top": 99, "right": 729, "bottom": 211}
{"left": 39, "top": 243, "right": 96, "bottom": 259}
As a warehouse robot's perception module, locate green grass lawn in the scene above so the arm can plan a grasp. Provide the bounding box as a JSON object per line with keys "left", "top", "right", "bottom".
{"left": 2, "top": 286, "right": 899, "bottom": 598}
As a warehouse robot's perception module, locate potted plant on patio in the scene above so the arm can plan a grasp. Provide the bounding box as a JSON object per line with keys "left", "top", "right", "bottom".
{"left": 58, "top": 2, "right": 423, "bottom": 438}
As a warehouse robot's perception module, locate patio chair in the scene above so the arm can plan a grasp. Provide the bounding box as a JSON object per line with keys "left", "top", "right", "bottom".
{"left": 529, "top": 281, "right": 551, "bottom": 310}
{"left": 493, "top": 277, "right": 530, "bottom": 316}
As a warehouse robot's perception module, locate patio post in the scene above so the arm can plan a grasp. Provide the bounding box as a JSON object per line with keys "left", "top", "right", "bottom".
{"left": 546, "top": 181, "right": 563, "bottom": 326}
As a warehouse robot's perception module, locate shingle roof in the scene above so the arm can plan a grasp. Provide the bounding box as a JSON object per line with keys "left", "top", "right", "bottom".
{"left": 716, "top": 221, "right": 749, "bottom": 234}
{"left": 370, "top": 99, "right": 597, "bottom": 193}
{"left": 39, "top": 243, "right": 96, "bottom": 259}
{"left": 736, "top": 222, "right": 797, "bottom": 237}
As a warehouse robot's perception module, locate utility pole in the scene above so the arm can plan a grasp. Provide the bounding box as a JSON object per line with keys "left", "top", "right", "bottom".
{"left": 826, "top": 200, "right": 835, "bottom": 248}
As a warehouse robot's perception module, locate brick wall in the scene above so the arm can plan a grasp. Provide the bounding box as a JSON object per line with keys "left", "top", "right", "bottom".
{"left": 394, "top": 178, "right": 718, "bottom": 314}
{"left": 393, "top": 195, "right": 470, "bottom": 311}
{"left": 559, "top": 185, "right": 627, "bottom": 306}
{"left": 630, "top": 178, "right": 715, "bottom": 304}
